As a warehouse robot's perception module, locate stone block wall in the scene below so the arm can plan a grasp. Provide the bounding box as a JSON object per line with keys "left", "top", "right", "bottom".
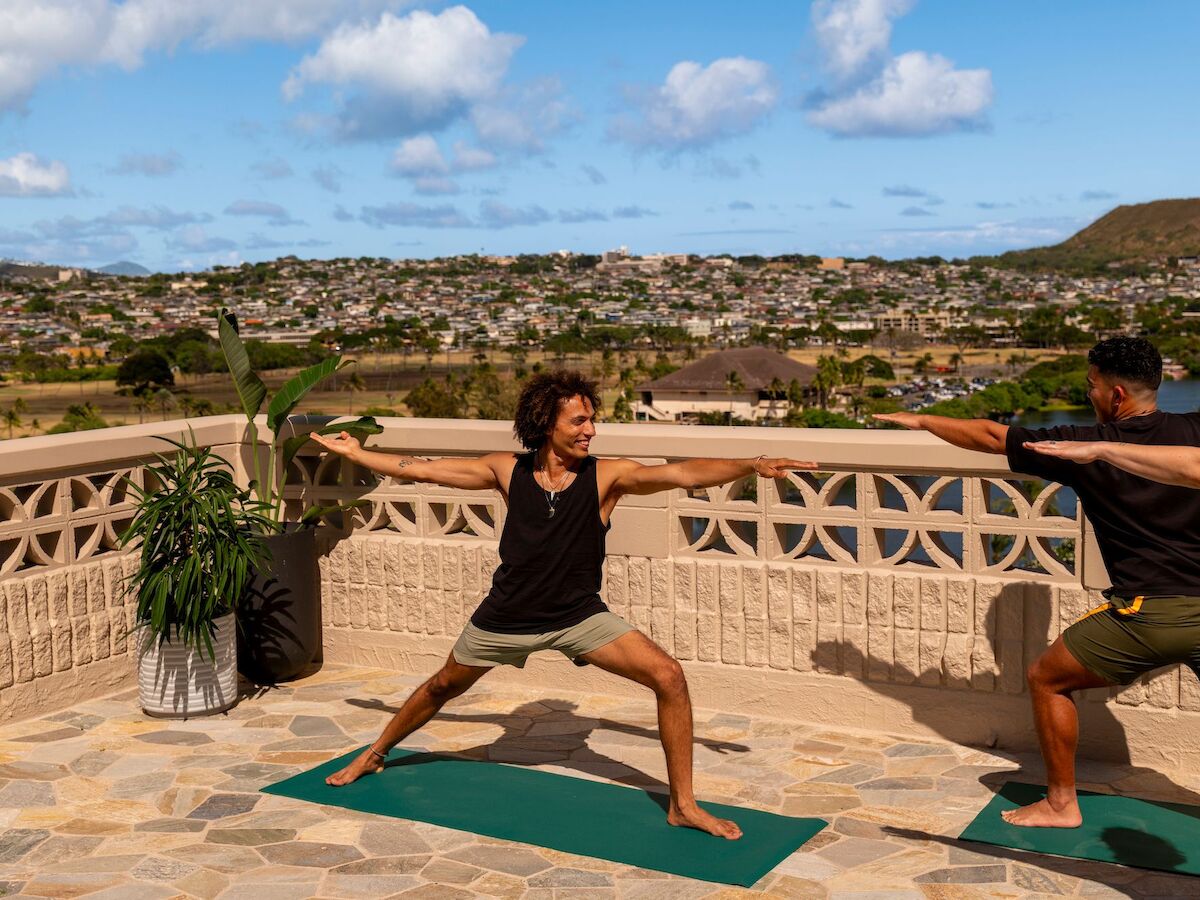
{"left": 319, "top": 533, "right": 1200, "bottom": 771}
{"left": 0, "top": 555, "right": 138, "bottom": 723}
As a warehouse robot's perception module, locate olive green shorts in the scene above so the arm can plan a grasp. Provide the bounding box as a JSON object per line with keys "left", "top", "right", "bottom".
{"left": 452, "top": 612, "right": 635, "bottom": 669}
{"left": 1063, "top": 594, "right": 1200, "bottom": 686}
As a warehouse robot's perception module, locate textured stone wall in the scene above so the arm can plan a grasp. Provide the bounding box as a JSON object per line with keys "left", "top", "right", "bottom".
{"left": 0, "top": 555, "right": 137, "bottom": 722}
{"left": 319, "top": 534, "right": 1200, "bottom": 729}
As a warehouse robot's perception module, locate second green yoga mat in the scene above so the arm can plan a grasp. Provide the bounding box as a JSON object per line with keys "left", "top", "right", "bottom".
{"left": 960, "top": 781, "right": 1200, "bottom": 876}
{"left": 263, "top": 747, "right": 826, "bottom": 886}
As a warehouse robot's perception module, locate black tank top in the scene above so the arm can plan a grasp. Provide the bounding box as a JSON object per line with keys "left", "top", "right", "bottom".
{"left": 471, "top": 453, "right": 609, "bottom": 633}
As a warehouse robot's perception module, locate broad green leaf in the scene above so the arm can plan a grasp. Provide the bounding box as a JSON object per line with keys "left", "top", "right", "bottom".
{"left": 218, "top": 309, "right": 267, "bottom": 420}
{"left": 299, "top": 498, "right": 371, "bottom": 526}
{"left": 279, "top": 416, "right": 384, "bottom": 475}
{"left": 266, "top": 356, "right": 351, "bottom": 434}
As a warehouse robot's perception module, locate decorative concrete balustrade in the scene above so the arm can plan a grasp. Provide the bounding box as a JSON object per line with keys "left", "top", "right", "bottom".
{"left": 2, "top": 416, "right": 1197, "bottom": 775}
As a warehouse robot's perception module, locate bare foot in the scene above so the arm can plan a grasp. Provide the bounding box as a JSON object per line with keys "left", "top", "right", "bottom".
{"left": 325, "top": 747, "right": 386, "bottom": 787}
{"left": 668, "top": 803, "right": 743, "bottom": 840}
{"left": 1000, "top": 796, "right": 1082, "bottom": 828}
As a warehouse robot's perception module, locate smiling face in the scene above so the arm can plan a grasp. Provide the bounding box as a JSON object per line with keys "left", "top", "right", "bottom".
{"left": 546, "top": 394, "right": 597, "bottom": 462}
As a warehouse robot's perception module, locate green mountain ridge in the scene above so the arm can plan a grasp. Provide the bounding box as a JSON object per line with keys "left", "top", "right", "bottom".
{"left": 985, "top": 198, "right": 1200, "bottom": 272}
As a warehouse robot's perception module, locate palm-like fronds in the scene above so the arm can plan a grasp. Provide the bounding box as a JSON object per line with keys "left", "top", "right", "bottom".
{"left": 218, "top": 308, "right": 381, "bottom": 526}
{"left": 121, "top": 435, "right": 273, "bottom": 659}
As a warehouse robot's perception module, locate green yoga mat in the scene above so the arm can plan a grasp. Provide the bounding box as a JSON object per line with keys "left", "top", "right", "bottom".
{"left": 263, "top": 747, "right": 826, "bottom": 886}
{"left": 960, "top": 781, "right": 1200, "bottom": 876}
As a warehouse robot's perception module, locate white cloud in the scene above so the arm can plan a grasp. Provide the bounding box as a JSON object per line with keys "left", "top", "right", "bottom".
{"left": 477, "top": 199, "right": 550, "bottom": 229}
{"left": 101, "top": 205, "right": 211, "bottom": 229}
{"left": 284, "top": 6, "right": 522, "bottom": 140}
{"left": 390, "top": 134, "right": 449, "bottom": 176}
{"left": 224, "top": 199, "right": 303, "bottom": 225}
{"left": 812, "top": 0, "right": 912, "bottom": 84}
{"left": 451, "top": 142, "right": 496, "bottom": 171}
{"left": 361, "top": 201, "right": 472, "bottom": 229}
{"left": 0, "top": 153, "right": 72, "bottom": 197}
{"left": 871, "top": 216, "right": 1081, "bottom": 255}
{"left": 611, "top": 57, "right": 777, "bottom": 151}
{"left": 169, "top": 225, "right": 238, "bottom": 253}
{"left": 809, "top": 51, "right": 992, "bottom": 137}
{"left": 389, "top": 135, "right": 495, "bottom": 195}
{"left": 108, "top": 150, "right": 182, "bottom": 176}
{"left": 0, "top": 1, "right": 405, "bottom": 113}
{"left": 807, "top": 0, "right": 993, "bottom": 137}
{"left": 469, "top": 76, "right": 573, "bottom": 152}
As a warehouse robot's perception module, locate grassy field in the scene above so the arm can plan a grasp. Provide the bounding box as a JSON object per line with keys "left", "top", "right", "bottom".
{"left": 0, "top": 345, "right": 1072, "bottom": 439}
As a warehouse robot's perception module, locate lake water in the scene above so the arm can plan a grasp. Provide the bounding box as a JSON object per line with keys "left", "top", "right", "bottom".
{"left": 1014, "top": 378, "right": 1200, "bottom": 429}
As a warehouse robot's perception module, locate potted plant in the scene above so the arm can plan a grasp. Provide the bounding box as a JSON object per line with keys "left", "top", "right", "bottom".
{"left": 218, "top": 309, "right": 383, "bottom": 683}
{"left": 123, "top": 436, "right": 272, "bottom": 717}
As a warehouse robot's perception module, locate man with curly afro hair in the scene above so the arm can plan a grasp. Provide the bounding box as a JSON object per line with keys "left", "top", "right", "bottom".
{"left": 876, "top": 336, "right": 1200, "bottom": 830}
{"left": 312, "top": 368, "right": 815, "bottom": 840}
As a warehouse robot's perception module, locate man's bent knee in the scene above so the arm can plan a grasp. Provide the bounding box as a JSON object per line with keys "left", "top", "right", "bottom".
{"left": 426, "top": 664, "right": 477, "bottom": 702}
{"left": 652, "top": 658, "right": 688, "bottom": 697}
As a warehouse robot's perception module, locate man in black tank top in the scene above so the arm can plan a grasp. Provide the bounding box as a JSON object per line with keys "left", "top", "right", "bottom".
{"left": 876, "top": 337, "right": 1200, "bottom": 831}
{"left": 311, "top": 370, "right": 815, "bottom": 840}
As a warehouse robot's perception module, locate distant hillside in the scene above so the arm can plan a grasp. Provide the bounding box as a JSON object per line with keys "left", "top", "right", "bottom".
{"left": 97, "top": 261, "right": 151, "bottom": 276}
{"left": 0, "top": 260, "right": 62, "bottom": 280}
{"left": 985, "top": 198, "right": 1200, "bottom": 272}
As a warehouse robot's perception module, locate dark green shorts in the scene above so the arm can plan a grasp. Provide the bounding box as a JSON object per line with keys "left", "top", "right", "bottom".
{"left": 1063, "top": 594, "right": 1200, "bottom": 685}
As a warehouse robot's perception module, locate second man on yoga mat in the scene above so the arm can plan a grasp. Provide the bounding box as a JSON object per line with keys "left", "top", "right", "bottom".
{"left": 876, "top": 336, "right": 1200, "bottom": 828}
{"left": 311, "top": 369, "right": 815, "bottom": 840}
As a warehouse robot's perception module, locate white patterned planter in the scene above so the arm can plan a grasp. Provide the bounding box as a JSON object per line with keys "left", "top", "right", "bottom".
{"left": 137, "top": 612, "right": 238, "bottom": 718}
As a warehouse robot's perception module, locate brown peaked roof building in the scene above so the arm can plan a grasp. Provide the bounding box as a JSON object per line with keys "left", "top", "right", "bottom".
{"left": 636, "top": 347, "right": 816, "bottom": 393}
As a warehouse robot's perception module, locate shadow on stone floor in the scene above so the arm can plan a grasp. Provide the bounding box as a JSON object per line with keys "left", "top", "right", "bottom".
{"left": 346, "top": 696, "right": 749, "bottom": 797}
{"left": 882, "top": 824, "right": 1200, "bottom": 899}
{"left": 814, "top": 580, "right": 1200, "bottom": 890}
{"left": 814, "top": 581, "right": 1200, "bottom": 804}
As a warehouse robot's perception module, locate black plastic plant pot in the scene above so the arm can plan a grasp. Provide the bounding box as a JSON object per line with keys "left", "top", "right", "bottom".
{"left": 238, "top": 526, "right": 322, "bottom": 684}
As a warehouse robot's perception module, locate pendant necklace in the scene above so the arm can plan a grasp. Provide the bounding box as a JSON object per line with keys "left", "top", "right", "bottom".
{"left": 539, "top": 464, "right": 571, "bottom": 518}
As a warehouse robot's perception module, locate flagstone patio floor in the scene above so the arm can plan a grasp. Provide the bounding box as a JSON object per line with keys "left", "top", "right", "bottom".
{"left": 1, "top": 663, "right": 1196, "bottom": 899}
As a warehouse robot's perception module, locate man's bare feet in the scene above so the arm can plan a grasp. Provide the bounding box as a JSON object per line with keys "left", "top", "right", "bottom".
{"left": 668, "top": 803, "right": 743, "bottom": 840}
{"left": 1000, "top": 796, "right": 1082, "bottom": 828}
{"left": 325, "top": 747, "right": 386, "bottom": 787}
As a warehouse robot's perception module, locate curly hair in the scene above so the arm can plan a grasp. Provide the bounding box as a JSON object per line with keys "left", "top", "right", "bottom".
{"left": 512, "top": 370, "right": 601, "bottom": 450}
{"left": 1088, "top": 336, "right": 1162, "bottom": 391}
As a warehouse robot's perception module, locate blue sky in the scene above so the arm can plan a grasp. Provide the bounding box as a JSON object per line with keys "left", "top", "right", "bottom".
{"left": 1, "top": 0, "right": 1197, "bottom": 272}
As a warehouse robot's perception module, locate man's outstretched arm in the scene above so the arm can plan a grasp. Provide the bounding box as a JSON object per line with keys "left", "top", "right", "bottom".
{"left": 873, "top": 411, "right": 1009, "bottom": 454}
{"left": 1026, "top": 440, "right": 1200, "bottom": 488}
{"left": 611, "top": 456, "right": 817, "bottom": 497}
{"left": 309, "top": 431, "right": 504, "bottom": 491}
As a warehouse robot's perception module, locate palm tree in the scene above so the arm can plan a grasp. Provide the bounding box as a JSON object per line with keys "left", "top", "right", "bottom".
{"left": 3, "top": 406, "right": 21, "bottom": 439}
{"left": 767, "top": 376, "right": 786, "bottom": 421}
{"left": 600, "top": 349, "right": 617, "bottom": 388}
{"left": 787, "top": 378, "right": 806, "bottom": 414}
{"left": 344, "top": 371, "right": 367, "bottom": 414}
{"left": 134, "top": 393, "right": 154, "bottom": 424}
{"left": 724, "top": 369, "right": 744, "bottom": 424}
{"left": 153, "top": 387, "right": 176, "bottom": 421}
{"left": 949, "top": 352, "right": 964, "bottom": 374}
{"left": 814, "top": 355, "right": 842, "bottom": 410}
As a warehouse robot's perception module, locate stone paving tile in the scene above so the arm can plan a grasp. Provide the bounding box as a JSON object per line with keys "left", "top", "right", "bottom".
{"left": 0, "top": 662, "right": 1192, "bottom": 898}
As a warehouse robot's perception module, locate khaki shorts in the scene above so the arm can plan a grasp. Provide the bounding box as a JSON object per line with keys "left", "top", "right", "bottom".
{"left": 452, "top": 612, "right": 635, "bottom": 669}
{"left": 1063, "top": 594, "right": 1200, "bottom": 686}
